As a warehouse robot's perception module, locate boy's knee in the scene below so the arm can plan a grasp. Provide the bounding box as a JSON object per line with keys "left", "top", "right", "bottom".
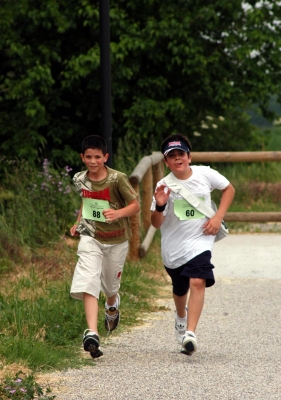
{"left": 190, "top": 278, "right": 206, "bottom": 290}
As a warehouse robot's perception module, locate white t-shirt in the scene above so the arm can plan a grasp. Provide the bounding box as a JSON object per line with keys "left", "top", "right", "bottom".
{"left": 150, "top": 166, "right": 230, "bottom": 269}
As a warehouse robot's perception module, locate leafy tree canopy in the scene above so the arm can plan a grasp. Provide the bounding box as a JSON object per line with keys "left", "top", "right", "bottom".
{"left": 1, "top": 0, "right": 281, "bottom": 169}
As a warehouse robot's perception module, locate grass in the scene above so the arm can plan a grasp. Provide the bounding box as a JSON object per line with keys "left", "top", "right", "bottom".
{"left": 0, "top": 232, "right": 167, "bottom": 391}
{"left": 207, "top": 162, "right": 281, "bottom": 233}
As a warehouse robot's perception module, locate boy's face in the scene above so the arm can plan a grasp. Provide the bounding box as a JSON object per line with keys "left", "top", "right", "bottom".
{"left": 80, "top": 148, "right": 109, "bottom": 174}
{"left": 164, "top": 150, "right": 191, "bottom": 173}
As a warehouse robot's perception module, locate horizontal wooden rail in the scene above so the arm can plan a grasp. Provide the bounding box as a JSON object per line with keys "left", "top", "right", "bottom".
{"left": 150, "top": 151, "right": 281, "bottom": 163}
{"left": 191, "top": 151, "right": 281, "bottom": 163}
{"left": 224, "top": 212, "right": 281, "bottom": 222}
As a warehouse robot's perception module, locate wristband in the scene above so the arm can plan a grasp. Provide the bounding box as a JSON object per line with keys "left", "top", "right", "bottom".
{"left": 155, "top": 203, "right": 167, "bottom": 212}
{"left": 74, "top": 221, "right": 80, "bottom": 225}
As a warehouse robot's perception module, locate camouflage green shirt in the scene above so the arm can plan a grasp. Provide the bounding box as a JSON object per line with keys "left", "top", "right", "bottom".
{"left": 73, "top": 167, "right": 138, "bottom": 244}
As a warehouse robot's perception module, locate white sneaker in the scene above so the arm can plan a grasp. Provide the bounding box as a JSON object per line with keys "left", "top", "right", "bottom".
{"left": 174, "top": 307, "right": 188, "bottom": 344}
{"left": 181, "top": 331, "right": 197, "bottom": 356}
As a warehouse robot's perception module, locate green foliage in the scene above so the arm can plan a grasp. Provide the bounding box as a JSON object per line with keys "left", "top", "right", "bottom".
{"left": 212, "top": 162, "right": 281, "bottom": 215}
{"left": 0, "top": 371, "right": 55, "bottom": 399}
{"left": 0, "top": 280, "right": 85, "bottom": 347}
{"left": 1, "top": 1, "right": 281, "bottom": 168}
{"left": 0, "top": 159, "right": 79, "bottom": 266}
{"left": 263, "top": 126, "right": 281, "bottom": 151}
{"left": 190, "top": 109, "right": 263, "bottom": 151}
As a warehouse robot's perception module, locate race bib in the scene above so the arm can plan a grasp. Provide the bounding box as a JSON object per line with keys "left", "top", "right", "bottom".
{"left": 174, "top": 199, "right": 205, "bottom": 220}
{"left": 82, "top": 198, "right": 110, "bottom": 222}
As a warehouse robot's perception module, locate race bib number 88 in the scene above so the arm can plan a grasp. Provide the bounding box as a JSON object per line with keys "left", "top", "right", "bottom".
{"left": 174, "top": 199, "right": 205, "bottom": 220}
{"left": 82, "top": 198, "right": 110, "bottom": 222}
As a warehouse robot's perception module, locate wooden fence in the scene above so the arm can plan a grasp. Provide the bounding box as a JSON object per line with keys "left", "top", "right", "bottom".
{"left": 128, "top": 151, "right": 281, "bottom": 260}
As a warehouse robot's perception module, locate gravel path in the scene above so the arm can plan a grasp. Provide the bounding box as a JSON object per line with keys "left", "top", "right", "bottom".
{"left": 44, "top": 234, "right": 281, "bottom": 400}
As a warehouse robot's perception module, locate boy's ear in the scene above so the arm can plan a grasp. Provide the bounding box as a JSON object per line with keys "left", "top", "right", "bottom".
{"left": 104, "top": 153, "right": 109, "bottom": 162}
{"left": 80, "top": 153, "right": 84, "bottom": 162}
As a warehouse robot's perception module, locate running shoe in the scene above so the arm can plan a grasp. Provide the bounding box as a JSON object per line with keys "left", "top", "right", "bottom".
{"left": 83, "top": 329, "right": 103, "bottom": 358}
{"left": 181, "top": 331, "right": 197, "bottom": 356}
{"left": 105, "top": 293, "right": 120, "bottom": 332}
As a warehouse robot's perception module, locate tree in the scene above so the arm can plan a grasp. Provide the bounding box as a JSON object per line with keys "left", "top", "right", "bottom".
{"left": 1, "top": 0, "right": 281, "bottom": 168}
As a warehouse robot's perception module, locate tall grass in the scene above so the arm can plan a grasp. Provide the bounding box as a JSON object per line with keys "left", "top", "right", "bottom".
{"left": 211, "top": 162, "right": 281, "bottom": 212}
{"left": 0, "top": 158, "right": 80, "bottom": 272}
{"left": 0, "top": 238, "right": 165, "bottom": 372}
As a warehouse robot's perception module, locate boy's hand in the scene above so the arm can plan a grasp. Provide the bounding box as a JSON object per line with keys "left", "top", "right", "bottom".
{"left": 202, "top": 216, "right": 222, "bottom": 236}
{"left": 154, "top": 184, "right": 171, "bottom": 206}
{"left": 103, "top": 208, "right": 121, "bottom": 223}
{"left": 70, "top": 225, "right": 80, "bottom": 237}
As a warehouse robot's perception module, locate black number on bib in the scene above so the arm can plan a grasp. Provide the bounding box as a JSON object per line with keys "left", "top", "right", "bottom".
{"left": 93, "top": 211, "right": 101, "bottom": 219}
{"left": 186, "top": 209, "right": 195, "bottom": 217}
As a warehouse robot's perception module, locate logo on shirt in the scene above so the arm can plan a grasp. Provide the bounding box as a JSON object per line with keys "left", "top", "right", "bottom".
{"left": 82, "top": 188, "right": 110, "bottom": 201}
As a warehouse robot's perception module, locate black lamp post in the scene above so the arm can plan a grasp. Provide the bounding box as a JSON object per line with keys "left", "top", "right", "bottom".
{"left": 99, "top": 0, "right": 113, "bottom": 167}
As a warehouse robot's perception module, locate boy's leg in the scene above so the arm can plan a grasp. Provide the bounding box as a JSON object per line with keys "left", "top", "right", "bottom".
{"left": 173, "top": 292, "right": 188, "bottom": 318}
{"left": 173, "top": 292, "right": 188, "bottom": 344}
{"left": 83, "top": 293, "right": 99, "bottom": 333}
{"left": 83, "top": 293, "right": 103, "bottom": 358}
{"left": 101, "top": 241, "right": 128, "bottom": 332}
{"left": 187, "top": 278, "right": 206, "bottom": 333}
{"left": 106, "top": 293, "right": 118, "bottom": 307}
{"left": 70, "top": 236, "right": 104, "bottom": 358}
{"left": 181, "top": 278, "right": 206, "bottom": 356}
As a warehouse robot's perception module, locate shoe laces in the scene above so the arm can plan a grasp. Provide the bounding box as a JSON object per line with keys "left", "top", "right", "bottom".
{"left": 185, "top": 330, "right": 196, "bottom": 338}
{"left": 105, "top": 309, "right": 118, "bottom": 322}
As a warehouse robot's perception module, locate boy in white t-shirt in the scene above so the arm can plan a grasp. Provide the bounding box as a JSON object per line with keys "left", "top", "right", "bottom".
{"left": 151, "top": 134, "right": 235, "bottom": 355}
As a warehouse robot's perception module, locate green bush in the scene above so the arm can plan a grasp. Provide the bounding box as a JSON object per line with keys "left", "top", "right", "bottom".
{"left": 0, "top": 159, "right": 79, "bottom": 265}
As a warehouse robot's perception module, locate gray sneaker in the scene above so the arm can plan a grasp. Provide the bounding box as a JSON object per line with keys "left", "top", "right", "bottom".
{"left": 105, "top": 293, "right": 120, "bottom": 332}
{"left": 83, "top": 329, "right": 103, "bottom": 358}
{"left": 181, "top": 331, "right": 197, "bottom": 356}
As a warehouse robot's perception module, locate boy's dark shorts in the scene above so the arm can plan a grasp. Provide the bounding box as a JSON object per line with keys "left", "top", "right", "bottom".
{"left": 165, "top": 251, "right": 215, "bottom": 297}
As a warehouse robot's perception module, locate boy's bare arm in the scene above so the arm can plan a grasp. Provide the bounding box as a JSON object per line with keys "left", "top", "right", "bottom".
{"left": 103, "top": 198, "right": 140, "bottom": 223}
{"left": 151, "top": 209, "right": 165, "bottom": 229}
{"left": 203, "top": 183, "right": 235, "bottom": 235}
{"left": 151, "top": 184, "right": 172, "bottom": 229}
{"left": 70, "top": 203, "right": 82, "bottom": 236}
{"left": 215, "top": 183, "right": 235, "bottom": 220}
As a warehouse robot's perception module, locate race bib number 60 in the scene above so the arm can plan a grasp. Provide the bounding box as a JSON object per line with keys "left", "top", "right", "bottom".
{"left": 174, "top": 199, "right": 205, "bottom": 220}
{"left": 82, "top": 198, "right": 110, "bottom": 222}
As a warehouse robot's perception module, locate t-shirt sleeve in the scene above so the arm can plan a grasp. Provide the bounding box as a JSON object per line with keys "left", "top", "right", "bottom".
{"left": 117, "top": 174, "right": 138, "bottom": 204}
{"left": 209, "top": 168, "right": 230, "bottom": 191}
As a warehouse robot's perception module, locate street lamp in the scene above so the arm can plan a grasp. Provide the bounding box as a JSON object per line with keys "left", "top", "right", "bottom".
{"left": 99, "top": 0, "right": 113, "bottom": 167}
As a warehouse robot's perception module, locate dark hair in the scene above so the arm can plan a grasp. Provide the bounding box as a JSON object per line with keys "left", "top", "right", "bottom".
{"left": 81, "top": 135, "right": 107, "bottom": 155}
{"left": 161, "top": 133, "right": 192, "bottom": 154}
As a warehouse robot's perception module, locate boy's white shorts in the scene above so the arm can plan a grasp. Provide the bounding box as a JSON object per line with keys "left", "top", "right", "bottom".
{"left": 70, "top": 235, "right": 129, "bottom": 300}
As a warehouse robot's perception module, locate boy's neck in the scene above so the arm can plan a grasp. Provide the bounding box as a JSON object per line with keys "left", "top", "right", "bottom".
{"left": 172, "top": 166, "right": 192, "bottom": 180}
{"left": 172, "top": 167, "right": 193, "bottom": 181}
{"left": 87, "top": 166, "right": 108, "bottom": 181}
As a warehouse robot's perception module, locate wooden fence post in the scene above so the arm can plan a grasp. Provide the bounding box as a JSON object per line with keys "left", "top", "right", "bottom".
{"left": 128, "top": 180, "right": 140, "bottom": 260}
{"left": 142, "top": 165, "right": 153, "bottom": 233}
{"left": 152, "top": 153, "right": 164, "bottom": 189}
